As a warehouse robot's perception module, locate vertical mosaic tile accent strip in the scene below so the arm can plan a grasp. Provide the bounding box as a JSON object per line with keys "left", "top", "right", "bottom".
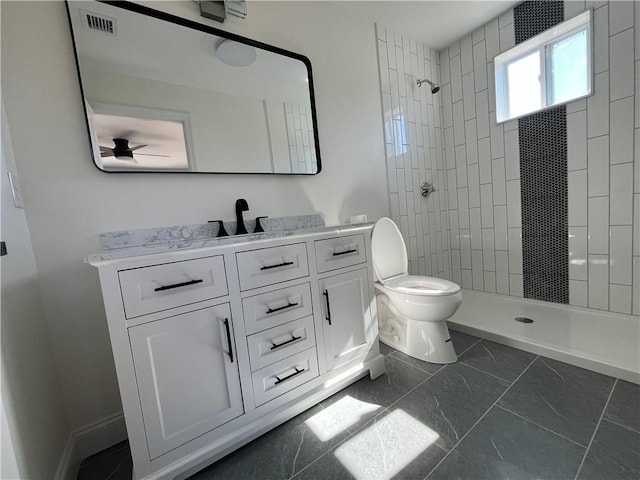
{"left": 518, "top": 108, "right": 569, "bottom": 303}
{"left": 514, "top": 1, "right": 564, "bottom": 43}
{"left": 514, "top": 1, "right": 569, "bottom": 304}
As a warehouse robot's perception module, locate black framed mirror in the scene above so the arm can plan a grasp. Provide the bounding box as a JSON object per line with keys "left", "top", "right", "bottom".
{"left": 66, "top": 1, "right": 321, "bottom": 174}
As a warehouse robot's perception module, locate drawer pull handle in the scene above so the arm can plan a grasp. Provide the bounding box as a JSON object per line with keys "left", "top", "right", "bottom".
{"left": 323, "top": 290, "right": 332, "bottom": 325}
{"left": 260, "top": 261, "right": 294, "bottom": 271}
{"left": 333, "top": 248, "right": 357, "bottom": 256}
{"left": 154, "top": 279, "right": 203, "bottom": 292}
{"left": 270, "top": 335, "right": 302, "bottom": 351}
{"left": 266, "top": 302, "right": 299, "bottom": 314}
{"left": 223, "top": 318, "right": 234, "bottom": 363}
{"left": 274, "top": 367, "right": 305, "bottom": 385}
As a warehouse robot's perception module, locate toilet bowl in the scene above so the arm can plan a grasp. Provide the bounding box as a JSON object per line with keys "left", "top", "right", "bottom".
{"left": 371, "top": 217, "right": 462, "bottom": 364}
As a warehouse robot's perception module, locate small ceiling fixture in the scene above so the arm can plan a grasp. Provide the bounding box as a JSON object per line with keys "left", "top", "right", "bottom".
{"left": 216, "top": 39, "right": 256, "bottom": 67}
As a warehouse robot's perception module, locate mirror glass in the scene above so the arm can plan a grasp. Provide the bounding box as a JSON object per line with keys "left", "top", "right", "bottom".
{"left": 66, "top": 1, "right": 321, "bottom": 174}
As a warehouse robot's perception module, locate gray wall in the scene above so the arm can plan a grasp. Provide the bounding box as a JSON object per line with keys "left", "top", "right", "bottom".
{"left": 1, "top": 103, "right": 69, "bottom": 479}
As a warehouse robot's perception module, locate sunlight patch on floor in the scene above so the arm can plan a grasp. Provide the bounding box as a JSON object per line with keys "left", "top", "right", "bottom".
{"left": 334, "top": 409, "right": 440, "bottom": 479}
{"left": 304, "top": 395, "right": 381, "bottom": 442}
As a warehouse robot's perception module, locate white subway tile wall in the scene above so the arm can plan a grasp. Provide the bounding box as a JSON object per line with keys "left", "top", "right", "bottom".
{"left": 569, "top": 279, "right": 588, "bottom": 307}
{"left": 376, "top": 1, "right": 637, "bottom": 316}
{"left": 437, "top": 8, "right": 518, "bottom": 300}
{"left": 575, "top": 0, "right": 639, "bottom": 314}
{"left": 376, "top": 24, "right": 450, "bottom": 279}
{"left": 284, "top": 103, "right": 317, "bottom": 174}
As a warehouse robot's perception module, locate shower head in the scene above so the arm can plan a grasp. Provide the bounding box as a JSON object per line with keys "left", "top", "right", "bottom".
{"left": 416, "top": 78, "right": 440, "bottom": 94}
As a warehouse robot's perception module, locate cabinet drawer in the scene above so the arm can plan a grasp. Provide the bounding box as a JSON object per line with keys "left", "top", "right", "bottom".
{"left": 119, "top": 256, "right": 227, "bottom": 318}
{"left": 315, "top": 234, "right": 366, "bottom": 273}
{"left": 252, "top": 348, "right": 319, "bottom": 406}
{"left": 242, "top": 283, "right": 313, "bottom": 334}
{"left": 236, "top": 243, "right": 309, "bottom": 291}
{"left": 247, "top": 316, "right": 316, "bottom": 371}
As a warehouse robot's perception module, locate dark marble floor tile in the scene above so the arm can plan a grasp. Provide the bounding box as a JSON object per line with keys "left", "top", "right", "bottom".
{"left": 428, "top": 407, "right": 585, "bottom": 480}
{"left": 499, "top": 357, "right": 615, "bottom": 446}
{"left": 319, "top": 355, "right": 432, "bottom": 433}
{"left": 379, "top": 341, "right": 395, "bottom": 357}
{"left": 458, "top": 340, "right": 536, "bottom": 382}
{"left": 79, "top": 441, "right": 130, "bottom": 468}
{"left": 604, "top": 380, "right": 640, "bottom": 432}
{"left": 392, "top": 363, "right": 509, "bottom": 451}
{"left": 293, "top": 410, "right": 447, "bottom": 480}
{"left": 190, "top": 403, "right": 350, "bottom": 479}
{"left": 390, "top": 349, "right": 446, "bottom": 375}
{"left": 577, "top": 419, "right": 640, "bottom": 480}
{"left": 448, "top": 329, "right": 482, "bottom": 355}
{"left": 77, "top": 443, "right": 132, "bottom": 480}
{"left": 291, "top": 452, "right": 355, "bottom": 480}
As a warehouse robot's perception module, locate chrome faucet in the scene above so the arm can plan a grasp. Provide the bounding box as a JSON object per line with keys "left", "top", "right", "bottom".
{"left": 235, "top": 199, "right": 249, "bottom": 235}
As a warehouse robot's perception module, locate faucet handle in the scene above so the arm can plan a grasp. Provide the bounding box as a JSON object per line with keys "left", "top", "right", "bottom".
{"left": 208, "top": 220, "right": 229, "bottom": 237}
{"left": 254, "top": 216, "right": 268, "bottom": 233}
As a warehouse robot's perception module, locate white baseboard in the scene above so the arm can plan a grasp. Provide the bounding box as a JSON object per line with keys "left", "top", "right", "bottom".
{"left": 55, "top": 435, "right": 80, "bottom": 480}
{"left": 56, "top": 412, "right": 127, "bottom": 479}
{"left": 74, "top": 411, "right": 128, "bottom": 459}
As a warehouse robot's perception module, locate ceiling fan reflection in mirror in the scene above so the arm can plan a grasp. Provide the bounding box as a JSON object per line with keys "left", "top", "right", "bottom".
{"left": 90, "top": 106, "right": 193, "bottom": 171}
{"left": 99, "top": 138, "right": 169, "bottom": 163}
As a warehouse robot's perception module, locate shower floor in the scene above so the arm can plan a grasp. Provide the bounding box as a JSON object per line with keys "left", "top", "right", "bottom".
{"left": 447, "top": 289, "right": 640, "bottom": 384}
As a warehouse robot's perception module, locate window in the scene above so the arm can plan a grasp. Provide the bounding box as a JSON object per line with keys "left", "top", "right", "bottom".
{"left": 495, "top": 10, "right": 592, "bottom": 123}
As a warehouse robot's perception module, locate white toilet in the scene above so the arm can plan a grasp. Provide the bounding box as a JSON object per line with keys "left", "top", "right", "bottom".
{"left": 371, "top": 217, "right": 463, "bottom": 364}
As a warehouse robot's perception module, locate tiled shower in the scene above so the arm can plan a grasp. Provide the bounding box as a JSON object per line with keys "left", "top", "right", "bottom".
{"left": 377, "top": 0, "right": 639, "bottom": 316}
{"left": 375, "top": 25, "right": 451, "bottom": 281}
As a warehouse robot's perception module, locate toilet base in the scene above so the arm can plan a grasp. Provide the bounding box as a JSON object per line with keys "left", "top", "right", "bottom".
{"left": 380, "top": 320, "right": 458, "bottom": 364}
{"left": 377, "top": 296, "right": 458, "bottom": 364}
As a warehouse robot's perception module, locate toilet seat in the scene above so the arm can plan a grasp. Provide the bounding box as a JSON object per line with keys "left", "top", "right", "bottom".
{"left": 382, "top": 275, "right": 461, "bottom": 296}
{"left": 371, "top": 217, "right": 461, "bottom": 297}
{"left": 371, "top": 217, "right": 408, "bottom": 282}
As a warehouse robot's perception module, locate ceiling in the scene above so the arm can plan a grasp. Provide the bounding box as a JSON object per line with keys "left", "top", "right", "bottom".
{"left": 331, "top": 1, "right": 520, "bottom": 50}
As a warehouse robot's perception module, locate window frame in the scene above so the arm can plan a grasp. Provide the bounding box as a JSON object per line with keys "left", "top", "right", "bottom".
{"left": 495, "top": 10, "right": 593, "bottom": 123}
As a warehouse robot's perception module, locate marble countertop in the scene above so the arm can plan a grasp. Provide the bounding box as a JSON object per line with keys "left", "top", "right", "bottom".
{"left": 87, "top": 222, "right": 373, "bottom": 265}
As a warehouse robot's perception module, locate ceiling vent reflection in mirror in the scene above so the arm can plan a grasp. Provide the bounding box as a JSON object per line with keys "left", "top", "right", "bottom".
{"left": 80, "top": 9, "right": 117, "bottom": 36}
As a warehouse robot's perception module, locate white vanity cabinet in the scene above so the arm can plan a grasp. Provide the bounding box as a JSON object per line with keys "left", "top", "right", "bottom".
{"left": 89, "top": 225, "right": 385, "bottom": 480}
{"left": 319, "top": 268, "right": 374, "bottom": 371}
{"left": 128, "top": 303, "right": 243, "bottom": 459}
{"left": 314, "top": 234, "right": 374, "bottom": 371}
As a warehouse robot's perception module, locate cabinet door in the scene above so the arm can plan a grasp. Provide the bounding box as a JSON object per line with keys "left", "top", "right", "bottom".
{"left": 129, "top": 304, "right": 243, "bottom": 459}
{"left": 318, "top": 268, "right": 374, "bottom": 371}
